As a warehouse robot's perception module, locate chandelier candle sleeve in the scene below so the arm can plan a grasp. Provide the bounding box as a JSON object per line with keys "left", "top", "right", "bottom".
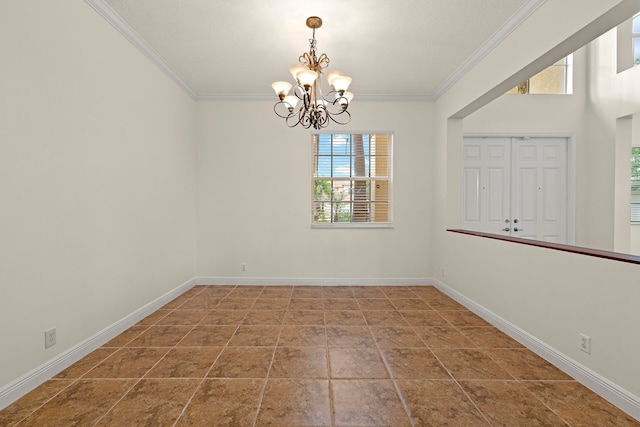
{"left": 272, "top": 16, "right": 353, "bottom": 129}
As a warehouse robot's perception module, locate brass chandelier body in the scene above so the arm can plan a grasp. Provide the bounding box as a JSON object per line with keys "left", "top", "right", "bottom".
{"left": 272, "top": 17, "right": 353, "bottom": 129}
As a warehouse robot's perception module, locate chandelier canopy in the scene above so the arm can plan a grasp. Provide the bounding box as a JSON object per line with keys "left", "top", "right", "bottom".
{"left": 271, "top": 16, "right": 353, "bottom": 129}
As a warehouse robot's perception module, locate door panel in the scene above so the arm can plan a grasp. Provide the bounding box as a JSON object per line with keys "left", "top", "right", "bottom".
{"left": 463, "top": 136, "right": 568, "bottom": 243}
{"left": 463, "top": 138, "right": 511, "bottom": 235}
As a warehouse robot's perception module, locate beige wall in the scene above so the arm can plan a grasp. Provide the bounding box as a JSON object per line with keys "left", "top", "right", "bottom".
{"left": 195, "top": 101, "right": 433, "bottom": 279}
{"left": 433, "top": 0, "right": 640, "bottom": 401}
{"left": 0, "top": 1, "right": 197, "bottom": 388}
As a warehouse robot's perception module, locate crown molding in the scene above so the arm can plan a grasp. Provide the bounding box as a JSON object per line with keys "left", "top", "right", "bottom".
{"left": 431, "top": 0, "right": 546, "bottom": 100}
{"left": 195, "top": 93, "right": 434, "bottom": 103}
{"left": 84, "top": 0, "right": 198, "bottom": 99}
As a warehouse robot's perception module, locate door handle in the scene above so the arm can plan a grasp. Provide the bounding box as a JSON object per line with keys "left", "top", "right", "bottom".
{"left": 514, "top": 227, "right": 523, "bottom": 232}
{"left": 502, "top": 227, "right": 510, "bottom": 232}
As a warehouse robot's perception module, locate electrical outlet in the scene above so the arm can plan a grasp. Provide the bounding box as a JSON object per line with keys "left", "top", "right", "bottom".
{"left": 241, "top": 263, "right": 247, "bottom": 272}
{"left": 579, "top": 333, "right": 591, "bottom": 354}
{"left": 45, "top": 328, "right": 57, "bottom": 349}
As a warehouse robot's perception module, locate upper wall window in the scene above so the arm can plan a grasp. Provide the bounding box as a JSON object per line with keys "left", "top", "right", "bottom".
{"left": 507, "top": 54, "right": 573, "bottom": 94}
{"left": 633, "top": 14, "right": 640, "bottom": 66}
{"left": 312, "top": 133, "right": 392, "bottom": 227}
{"left": 632, "top": 146, "right": 640, "bottom": 222}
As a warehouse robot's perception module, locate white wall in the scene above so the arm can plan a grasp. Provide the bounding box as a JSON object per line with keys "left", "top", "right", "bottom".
{"left": 433, "top": 0, "right": 640, "bottom": 403}
{"left": 196, "top": 100, "right": 433, "bottom": 279}
{"left": 0, "top": 1, "right": 197, "bottom": 389}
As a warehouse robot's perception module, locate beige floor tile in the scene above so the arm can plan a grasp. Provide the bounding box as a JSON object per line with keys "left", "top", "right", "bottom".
{"left": 18, "top": 379, "right": 135, "bottom": 426}
{"left": 390, "top": 298, "right": 432, "bottom": 310}
{"left": 284, "top": 309, "right": 325, "bottom": 325}
{"left": 326, "top": 326, "right": 376, "bottom": 348}
{"left": 95, "top": 379, "right": 199, "bottom": 426}
{"left": 208, "top": 346, "right": 274, "bottom": 378}
{"left": 241, "top": 309, "right": 286, "bottom": 325}
{"left": 216, "top": 298, "right": 256, "bottom": 310}
{"left": 178, "top": 325, "right": 236, "bottom": 346}
{"left": 370, "top": 326, "right": 425, "bottom": 348}
{"left": 4, "top": 285, "right": 637, "bottom": 426}
{"left": 459, "top": 380, "right": 568, "bottom": 426}
{"left": 329, "top": 348, "right": 389, "bottom": 379}
{"left": 381, "top": 347, "right": 450, "bottom": 379}
{"left": 289, "top": 298, "right": 324, "bottom": 310}
{"left": 399, "top": 310, "right": 449, "bottom": 326}
{"left": 524, "top": 381, "right": 640, "bottom": 426}
{"left": 431, "top": 348, "right": 513, "bottom": 380}
{"left": 324, "top": 310, "right": 367, "bottom": 326}
{"left": 155, "top": 309, "right": 208, "bottom": 325}
{"left": 414, "top": 326, "right": 476, "bottom": 349}
{"left": 103, "top": 325, "right": 148, "bottom": 347}
{"left": 270, "top": 347, "right": 328, "bottom": 378}
{"left": 259, "top": 286, "right": 293, "bottom": 298}
{"left": 278, "top": 325, "right": 327, "bottom": 347}
{"left": 84, "top": 347, "right": 170, "bottom": 378}
{"left": 458, "top": 326, "right": 525, "bottom": 348}
{"left": 323, "top": 297, "right": 360, "bottom": 310}
{"left": 176, "top": 378, "right": 264, "bottom": 426}
{"left": 55, "top": 347, "right": 117, "bottom": 379}
{"left": 357, "top": 298, "right": 397, "bottom": 311}
{"left": 483, "top": 348, "right": 572, "bottom": 380}
{"left": 136, "top": 309, "right": 172, "bottom": 325}
{"left": 0, "top": 380, "right": 73, "bottom": 426}
{"left": 256, "top": 379, "right": 331, "bottom": 426}
{"left": 397, "top": 379, "right": 489, "bottom": 426}
{"left": 228, "top": 325, "right": 281, "bottom": 346}
{"left": 126, "top": 325, "right": 192, "bottom": 347}
{"left": 252, "top": 298, "right": 290, "bottom": 310}
{"left": 198, "top": 309, "right": 247, "bottom": 325}
{"left": 322, "top": 286, "right": 355, "bottom": 298}
{"left": 145, "top": 346, "right": 222, "bottom": 378}
{"left": 331, "top": 379, "right": 411, "bottom": 426}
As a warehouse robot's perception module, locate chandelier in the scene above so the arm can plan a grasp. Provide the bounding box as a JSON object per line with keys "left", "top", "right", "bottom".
{"left": 271, "top": 16, "right": 353, "bottom": 129}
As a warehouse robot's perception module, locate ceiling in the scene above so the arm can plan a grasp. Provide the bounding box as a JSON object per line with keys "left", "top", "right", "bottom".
{"left": 87, "top": 0, "right": 538, "bottom": 100}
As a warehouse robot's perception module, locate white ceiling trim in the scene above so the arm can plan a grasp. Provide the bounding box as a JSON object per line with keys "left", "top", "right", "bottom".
{"left": 84, "top": 0, "right": 198, "bottom": 99}
{"left": 196, "top": 94, "right": 435, "bottom": 103}
{"left": 431, "top": 0, "right": 546, "bottom": 100}
{"left": 85, "top": 0, "right": 542, "bottom": 102}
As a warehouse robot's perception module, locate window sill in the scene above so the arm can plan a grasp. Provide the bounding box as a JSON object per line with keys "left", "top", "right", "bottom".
{"left": 312, "top": 223, "right": 393, "bottom": 229}
{"left": 447, "top": 229, "right": 640, "bottom": 265}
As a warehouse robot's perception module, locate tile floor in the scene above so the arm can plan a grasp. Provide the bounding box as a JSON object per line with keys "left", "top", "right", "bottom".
{"left": 1, "top": 285, "right": 638, "bottom": 426}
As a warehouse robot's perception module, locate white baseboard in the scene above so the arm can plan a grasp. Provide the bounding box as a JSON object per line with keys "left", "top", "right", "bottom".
{"left": 0, "top": 277, "right": 196, "bottom": 411}
{"left": 430, "top": 279, "right": 640, "bottom": 422}
{"left": 194, "top": 276, "right": 432, "bottom": 286}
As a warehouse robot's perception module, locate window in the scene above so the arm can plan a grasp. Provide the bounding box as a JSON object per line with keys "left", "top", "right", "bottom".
{"left": 634, "top": 14, "right": 640, "bottom": 66}
{"left": 312, "top": 133, "right": 392, "bottom": 227}
{"left": 632, "top": 147, "right": 640, "bottom": 222}
{"left": 507, "top": 54, "right": 573, "bottom": 94}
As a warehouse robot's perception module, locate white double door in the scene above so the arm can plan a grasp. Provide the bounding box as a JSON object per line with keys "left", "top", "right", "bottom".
{"left": 463, "top": 136, "right": 568, "bottom": 243}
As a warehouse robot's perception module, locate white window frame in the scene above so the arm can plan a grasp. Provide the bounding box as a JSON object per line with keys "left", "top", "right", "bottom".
{"left": 632, "top": 146, "right": 640, "bottom": 222}
{"left": 508, "top": 54, "right": 573, "bottom": 94}
{"left": 311, "top": 132, "right": 393, "bottom": 228}
{"left": 633, "top": 13, "right": 640, "bottom": 66}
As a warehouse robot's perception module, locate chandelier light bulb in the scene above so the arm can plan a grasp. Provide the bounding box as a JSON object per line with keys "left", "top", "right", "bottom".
{"left": 340, "top": 91, "right": 354, "bottom": 108}
{"left": 326, "top": 70, "right": 343, "bottom": 87}
{"left": 271, "top": 81, "right": 292, "bottom": 100}
{"left": 297, "top": 69, "right": 319, "bottom": 88}
{"left": 289, "top": 64, "right": 308, "bottom": 81}
{"left": 331, "top": 75, "right": 352, "bottom": 93}
{"left": 283, "top": 95, "right": 299, "bottom": 110}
